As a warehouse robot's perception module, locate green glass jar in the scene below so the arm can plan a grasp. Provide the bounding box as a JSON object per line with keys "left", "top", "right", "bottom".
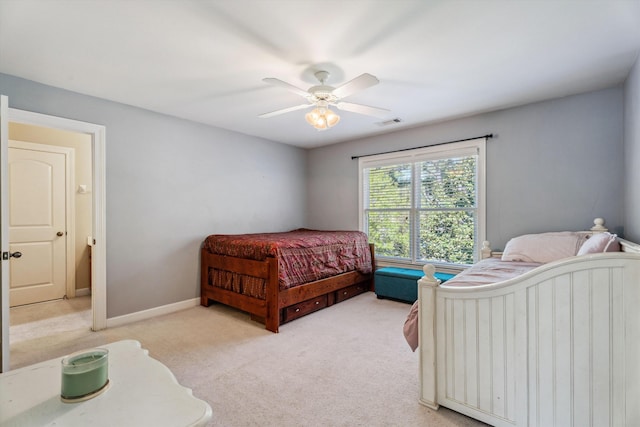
{"left": 60, "top": 348, "right": 109, "bottom": 401}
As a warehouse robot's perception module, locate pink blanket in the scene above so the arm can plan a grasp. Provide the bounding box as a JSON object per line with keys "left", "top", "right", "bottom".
{"left": 403, "top": 258, "right": 542, "bottom": 351}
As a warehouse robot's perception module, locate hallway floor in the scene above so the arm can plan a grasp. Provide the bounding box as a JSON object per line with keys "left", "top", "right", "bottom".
{"left": 9, "top": 295, "right": 91, "bottom": 368}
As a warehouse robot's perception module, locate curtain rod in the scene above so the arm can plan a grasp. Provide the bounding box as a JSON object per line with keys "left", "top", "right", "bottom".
{"left": 351, "top": 133, "right": 494, "bottom": 160}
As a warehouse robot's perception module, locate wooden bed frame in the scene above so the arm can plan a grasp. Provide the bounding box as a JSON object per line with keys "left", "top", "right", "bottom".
{"left": 417, "top": 221, "right": 640, "bottom": 426}
{"left": 201, "top": 244, "right": 375, "bottom": 333}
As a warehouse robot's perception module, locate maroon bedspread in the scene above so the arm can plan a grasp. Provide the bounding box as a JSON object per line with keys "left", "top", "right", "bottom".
{"left": 203, "top": 229, "right": 372, "bottom": 290}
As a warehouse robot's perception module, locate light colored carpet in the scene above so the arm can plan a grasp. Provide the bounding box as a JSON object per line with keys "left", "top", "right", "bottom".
{"left": 10, "top": 296, "right": 92, "bottom": 344}
{"left": 9, "top": 293, "right": 486, "bottom": 426}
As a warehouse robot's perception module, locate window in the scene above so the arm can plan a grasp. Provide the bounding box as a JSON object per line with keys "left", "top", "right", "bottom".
{"left": 359, "top": 138, "right": 486, "bottom": 267}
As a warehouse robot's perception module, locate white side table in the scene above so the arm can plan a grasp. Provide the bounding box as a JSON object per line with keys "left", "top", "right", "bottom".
{"left": 0, "top": 340, "right": 212, "bottom": 426}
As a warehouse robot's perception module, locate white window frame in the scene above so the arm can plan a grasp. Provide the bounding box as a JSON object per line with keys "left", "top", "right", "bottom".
{"left": 358, "top": 138, "right": 486, "bottom": 269}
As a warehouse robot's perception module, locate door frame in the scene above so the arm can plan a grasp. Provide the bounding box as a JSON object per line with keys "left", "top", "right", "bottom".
{"left": 1, "top": 107, "right": 106, "bottom": 371}
{"left": 9, "top": 140, "right": 76, "bottom": 301}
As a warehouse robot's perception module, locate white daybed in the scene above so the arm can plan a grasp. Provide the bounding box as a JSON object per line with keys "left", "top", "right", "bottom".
{"left": 414, "top": 220, "right": 640, "bottom": 426}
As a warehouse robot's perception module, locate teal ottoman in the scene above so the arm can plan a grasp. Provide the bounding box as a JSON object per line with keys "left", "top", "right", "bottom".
{"left": 374, "top": 267, "right": 455, "bottom": 303}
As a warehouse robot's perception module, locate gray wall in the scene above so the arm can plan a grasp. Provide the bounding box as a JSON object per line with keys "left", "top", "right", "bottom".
{"left": 0, "top": 74, "right": 307, "bottom": 317}
{"left": 307, "top": 87, "right": 625, "bottom": 250}
{"left": 1, "top": 71, "right": 633, "bottom": 319}
{"left": 624, "top": 55, "right": 640, "bottom": 242}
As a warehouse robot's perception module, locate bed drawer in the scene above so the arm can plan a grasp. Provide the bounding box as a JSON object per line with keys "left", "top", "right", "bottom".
{"left": 335, "top": 283, "right": 368, "bottom": 303}
{"left": 282, "top": 295, "right": 328, "bottom": 322}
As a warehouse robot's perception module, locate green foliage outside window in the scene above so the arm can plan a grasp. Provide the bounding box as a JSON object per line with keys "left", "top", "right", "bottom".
{"left": 419, "top": 211, "right": 474, "bottom": 264}
{"left": 365, "top": 156, "right": 477, "bottom": 265}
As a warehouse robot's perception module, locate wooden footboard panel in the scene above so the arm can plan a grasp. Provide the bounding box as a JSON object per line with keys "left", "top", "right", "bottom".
{"left": 201, "top": 284, "right": 268, "bottom": 317}
{"left": 200, "top": 248, "right": 278, "bottom": 329}
{"left": 419, "top": 253, "right": 640, "bottom": 427}
{"left": 201, "top": 244, "right": 375, "bottom": 333}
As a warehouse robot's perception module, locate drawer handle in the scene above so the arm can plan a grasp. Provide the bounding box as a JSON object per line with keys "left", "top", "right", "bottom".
{"left": 295, "top": 308, "right": 300, "bottom": 312}
{"left": 343, "top": 291, "right": 348, "bottom": 295}
{"left": 315, "top": 301, "right": 319, "bottom": 305}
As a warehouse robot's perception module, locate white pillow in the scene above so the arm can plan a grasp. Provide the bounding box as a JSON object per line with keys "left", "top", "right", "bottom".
{"left": 577, "top": 232, "right": 620, "bottom": 255}
{"left": 501, "top": 231, "right": 586, "bottom": 263}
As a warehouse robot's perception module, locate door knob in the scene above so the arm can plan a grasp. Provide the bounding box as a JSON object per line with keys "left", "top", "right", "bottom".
{"left": 57, "top": 231, "right": 64, "bottom": 236}
{"left": 10, "top": 252, "right": 22, "bottom": 258}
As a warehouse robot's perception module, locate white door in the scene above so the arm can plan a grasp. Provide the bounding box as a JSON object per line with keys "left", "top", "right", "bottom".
{"left": 8, "top": 142, "right": 67, "bottom": 306}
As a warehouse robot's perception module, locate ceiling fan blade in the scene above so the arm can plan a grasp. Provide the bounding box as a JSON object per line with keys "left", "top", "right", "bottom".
{"left": 331, "top": 73, "right": 379, "bottom": 99}
{"left": 263, "top": 78, "right": 310, "bottom": 98}
{"left": 335, "top": 102, "right": 390, "bottom": 118}
{"left": 259, "top": 103, "right": 313, "bottom": 118}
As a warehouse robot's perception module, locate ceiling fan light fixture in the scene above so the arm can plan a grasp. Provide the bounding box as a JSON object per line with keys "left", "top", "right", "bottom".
{"left": 261, "top": 71, "right": 387, "bottom": 128}
{"left": 305, "top": 107, "right": 340, "bottom": 131}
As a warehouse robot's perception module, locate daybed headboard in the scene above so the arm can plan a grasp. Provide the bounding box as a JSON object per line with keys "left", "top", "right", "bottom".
{"left": 619, "top": 238, "right": 640, "bottom": 254}
{"left": 481, "top": 217, "right": 637, "bottom": 260}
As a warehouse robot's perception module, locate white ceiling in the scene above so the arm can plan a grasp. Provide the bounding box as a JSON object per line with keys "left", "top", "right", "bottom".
{"left": 1, "top": 0, "right": 639, "bottom": 149}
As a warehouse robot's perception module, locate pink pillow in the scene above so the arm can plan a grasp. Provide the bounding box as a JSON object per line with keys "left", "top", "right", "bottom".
{"left": 577, "top": 232, "right": 620, "bottom": 255}
{"left": 501, "top": 232, "right": 586, "bottom": 263}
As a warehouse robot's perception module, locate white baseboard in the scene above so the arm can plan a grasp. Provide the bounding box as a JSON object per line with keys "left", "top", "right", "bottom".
{"left": 106, "top": 298, "right": 201, "bottom": 328}
{"left": 75, "top": 288, "right": 91, "bottom": 297}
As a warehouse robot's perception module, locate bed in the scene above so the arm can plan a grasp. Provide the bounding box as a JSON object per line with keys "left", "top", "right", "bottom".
{"left": 405, "top": 219, "right": 640, "bottom": 426}
{"left": 200, "top": 229, "right": 374, "bottom": 333}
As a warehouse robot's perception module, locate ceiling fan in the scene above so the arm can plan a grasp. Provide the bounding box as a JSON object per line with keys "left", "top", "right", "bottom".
{"left": 259, "top": 71, "right": 390, "bottom": 130}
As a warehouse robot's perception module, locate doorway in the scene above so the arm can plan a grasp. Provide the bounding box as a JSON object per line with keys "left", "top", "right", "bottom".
{"left": 1, "top": 106, "right": 107, "bottom": 371}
